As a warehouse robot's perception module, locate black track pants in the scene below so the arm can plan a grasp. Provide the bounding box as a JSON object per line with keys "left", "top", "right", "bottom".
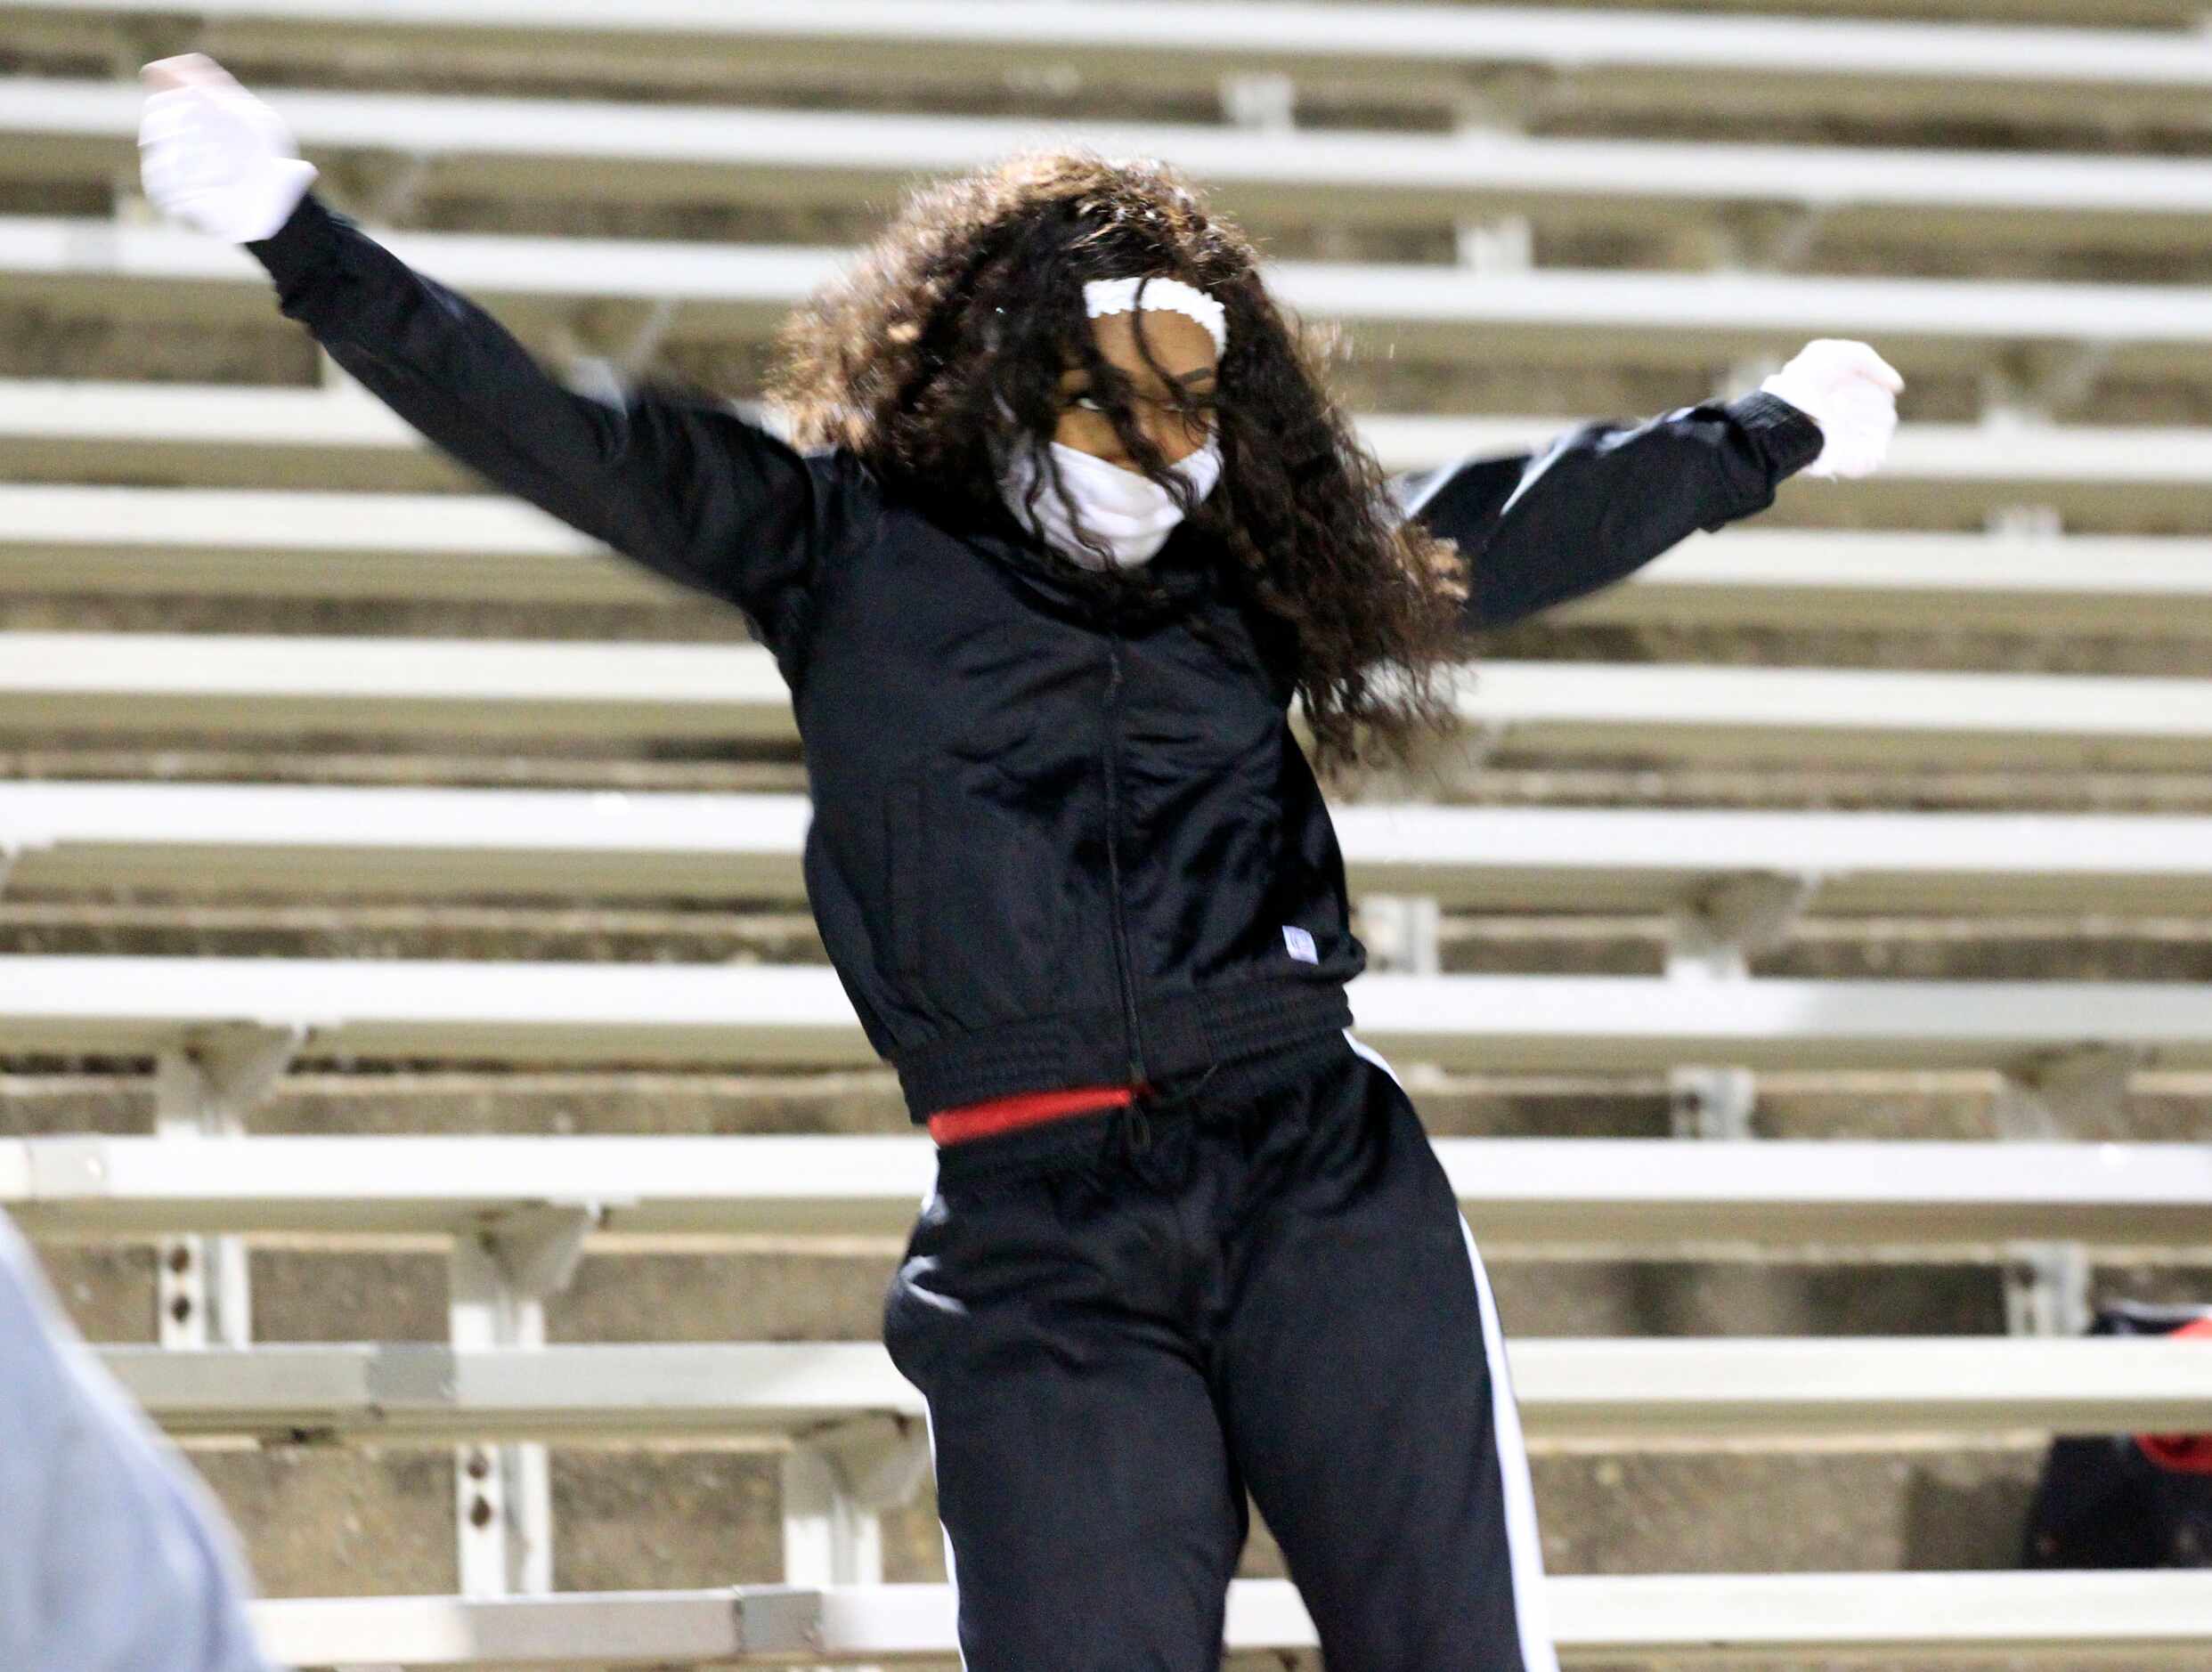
{"left": 883, "top": 1034, "right": 1557, "bottom": 1671}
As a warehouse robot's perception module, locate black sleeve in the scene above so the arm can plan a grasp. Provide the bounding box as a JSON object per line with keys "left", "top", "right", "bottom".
{"left": 245, "top": 192, "right": 868, "bottom": 662}
{"left": 1394, "top": 391, "right": 1826, "bottom": 633}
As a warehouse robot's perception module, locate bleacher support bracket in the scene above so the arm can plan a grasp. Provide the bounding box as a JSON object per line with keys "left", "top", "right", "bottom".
{"left": 154, "top": 1022, "right": 305, "bottom": 1351}
{"left": 451, "top": 1204, "right": 601, "bottom": 1599}
{"left": 1667, "top": 873, "right": 1819, "bottom": 1142}
{"left": 1994, "top": 1043, "right": 2135, "bottom": 1339}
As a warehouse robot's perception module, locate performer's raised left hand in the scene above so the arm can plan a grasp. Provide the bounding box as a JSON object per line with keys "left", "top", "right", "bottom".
{"left": 1761, "top": 338, "right": 1905, "bottom": 480}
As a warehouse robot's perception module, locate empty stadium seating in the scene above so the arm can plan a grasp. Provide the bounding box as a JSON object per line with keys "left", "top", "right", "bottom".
{"left": 12, "top": 384, "right": 2212, "bottom": 531}
{"left": 12, "top": 952, "right": 2212, "bottom": 1074}
{"left": 5, "top": 0, "right": 2212, "bottom": 1663}
{"left": 14, "top": 1131, "right": 2212, "bottom": 1249}
{"left": 10, "top": 634, "right": 2212, "bottom": 765}
{"left": 13, "top": 0, "right": 2212, "bottom": 125}
{"left": 8, "top": 781, "right": 2212, "bottom": 913}
{"left": 15, "top": 77, "right": 2212, "bottom": 260}
{"left": 11, "top": 212, "right": 2212, "bottom": 374}
{"left": 85, "top": 1335, "right": 2212, "bottom": 1447}
{"left": 12, "top": 483, "right": 2212, "bottom": 632}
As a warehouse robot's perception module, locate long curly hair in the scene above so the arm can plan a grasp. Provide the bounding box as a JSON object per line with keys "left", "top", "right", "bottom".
{"left": 769, "top": 150, "right": 1469, "bottom": 771}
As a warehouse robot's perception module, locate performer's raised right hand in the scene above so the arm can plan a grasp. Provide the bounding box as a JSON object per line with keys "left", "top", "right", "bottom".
{"left": 138, "top": 53, "right": 318, "bottom": 244}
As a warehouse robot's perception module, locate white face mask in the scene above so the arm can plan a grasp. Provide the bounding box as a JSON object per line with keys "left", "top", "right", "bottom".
{"left": 999, "top": 435, "right": 1224, "bottom": 571}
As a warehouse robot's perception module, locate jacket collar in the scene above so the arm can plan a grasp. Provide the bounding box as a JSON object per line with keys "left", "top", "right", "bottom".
{"left": 956, "top": 502, "right": 1224, "bottom": 630}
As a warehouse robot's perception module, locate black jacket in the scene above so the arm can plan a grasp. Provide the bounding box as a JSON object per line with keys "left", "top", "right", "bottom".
{"left": 247, "top": 194, "right": 1824, "bottom": 1120}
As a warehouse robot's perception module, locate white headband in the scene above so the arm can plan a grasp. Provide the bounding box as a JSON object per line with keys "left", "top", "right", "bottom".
{"left": 1083, "top": 276, "right": 1228, "bottom": 357}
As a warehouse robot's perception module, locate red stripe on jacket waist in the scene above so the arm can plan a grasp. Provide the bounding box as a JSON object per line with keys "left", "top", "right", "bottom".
{"left": 926, "top": 1084, "right": 1137, "bottom": 1146}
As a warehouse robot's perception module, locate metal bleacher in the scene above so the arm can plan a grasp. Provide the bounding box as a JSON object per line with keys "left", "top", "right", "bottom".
{"left": 85, "top": 1334, "right": 2212, "bottom": 1447}
{"left": 11, "top": 384, "right": 2212, "bottom": 528}
{"left": 12, "top": 0, "right": 2212, "bottom": 123}
{"left": 12, "top": 214, "right": 2212, "bottom": 374}
{"left": 12, "top": 1130, "right": 2212, "bottom": 1252}
{"left": 12, "top": 483, "right": 2212, "bottom": 633}
{"left": 4, "top": 0, "right": 2212, "bottom": 1666}
{"left": 13, "top": 76, "right": 2212, "bottom": 259}
{"left": 10, "top": 1121, "right": 2208, "bottom": 1659}
{"left": 231, "top": 1573, "right": 2212, "bottom": 1667}
{"left": 14, "top": 954, "right": 2212, "bottom": 1075}
{"left": 6, "top": 781, "right": 2212, "bottom": 913}
{"left": 6, "top": 633, "right": 2212, "bottom": 766}
{"left": 12, "top": 1123, "right": 2212, "bottom": 1255}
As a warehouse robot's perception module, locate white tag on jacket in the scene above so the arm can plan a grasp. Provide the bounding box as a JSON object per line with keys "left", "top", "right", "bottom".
{"left": 1282, "top": 925, "right": 1318, "bottom": 964}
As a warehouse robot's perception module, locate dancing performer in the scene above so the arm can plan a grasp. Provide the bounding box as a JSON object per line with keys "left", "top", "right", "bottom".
{"left": 139, "top": 53, "right": 1899, "bottom": 1671}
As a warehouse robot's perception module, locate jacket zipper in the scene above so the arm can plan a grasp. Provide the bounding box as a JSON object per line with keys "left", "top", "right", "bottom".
{"left": 1102, "top": 639, "right": 1150, "bottom": 1090}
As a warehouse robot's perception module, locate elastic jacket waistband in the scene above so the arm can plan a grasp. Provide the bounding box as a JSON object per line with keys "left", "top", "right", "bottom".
{"left": 892, "top": 978, "right": 1353, "bottom": 1123}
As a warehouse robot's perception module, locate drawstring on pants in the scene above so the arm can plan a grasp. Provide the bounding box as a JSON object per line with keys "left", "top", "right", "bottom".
{"left": 1106, "top": 1059, "right": 1226, "bottom": 1184}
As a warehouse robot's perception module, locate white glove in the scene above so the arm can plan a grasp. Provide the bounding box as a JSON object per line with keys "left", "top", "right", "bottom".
{"left": 1759, "top": 338, "right": 1903, "bottom": 481}
{"left": 138, "top": 53, "right": 318, "bottom": 244}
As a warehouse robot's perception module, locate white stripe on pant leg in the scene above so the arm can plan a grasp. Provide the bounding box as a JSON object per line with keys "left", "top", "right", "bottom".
{"left": 919, "top": 1398, "right": 970, "bottom": 1672}
{"left": 909, "top": 1167, "right": 971, "bottom": 1672}
{"left": 1458, "top": 1215, "right": 1560, "bottom": 1672}
{"left": 1347, "top": 1030, "right": 1558, "bottom": 1672}
{"left": 1343, "top": 1027, "right": 1402, "bottom": 1087}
